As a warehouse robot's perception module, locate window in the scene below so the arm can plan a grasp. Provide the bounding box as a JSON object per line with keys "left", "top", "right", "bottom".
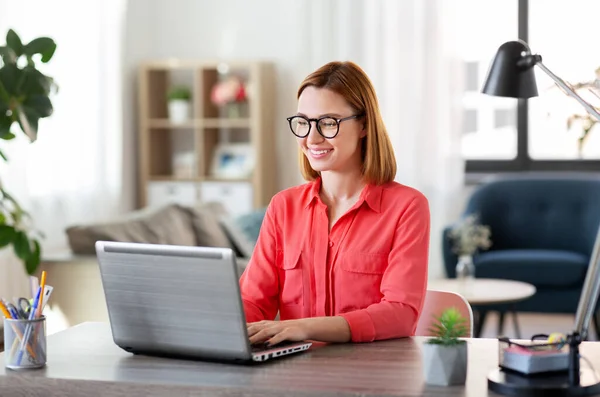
{"left": 462, "top": 0, "right": 600, "bottom": 173}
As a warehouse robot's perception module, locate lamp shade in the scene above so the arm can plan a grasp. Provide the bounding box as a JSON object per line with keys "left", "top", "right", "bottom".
{"left": 481, "top": 40, "right": 539, "bottom": 99}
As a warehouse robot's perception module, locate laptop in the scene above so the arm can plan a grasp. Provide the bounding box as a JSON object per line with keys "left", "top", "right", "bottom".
{"left": 95, "top": 241, "right": 312, "bottom": 363}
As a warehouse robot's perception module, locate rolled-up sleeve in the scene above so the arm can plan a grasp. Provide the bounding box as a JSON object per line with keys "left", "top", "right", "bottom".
{"left": 339, "top": 194, "right": 430, "bottom": 342}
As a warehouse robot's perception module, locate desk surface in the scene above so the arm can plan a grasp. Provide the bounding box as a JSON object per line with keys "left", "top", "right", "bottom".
{"left": 1, "top": 322, "right": 599, "bottom": 397}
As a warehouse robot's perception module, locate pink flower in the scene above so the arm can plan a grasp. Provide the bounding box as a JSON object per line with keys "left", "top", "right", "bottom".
{"left": 211, "top": 76, "right": 247, "bottom": 106}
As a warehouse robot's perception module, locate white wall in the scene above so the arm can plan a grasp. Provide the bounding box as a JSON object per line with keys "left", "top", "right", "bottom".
{"left": 124, "top": 0, "right": 322, "bottom": 191}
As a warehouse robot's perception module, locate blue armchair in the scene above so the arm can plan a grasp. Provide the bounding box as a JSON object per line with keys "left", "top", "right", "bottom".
{"left": 443, "top": 175, "right": 600, "bottom": 337}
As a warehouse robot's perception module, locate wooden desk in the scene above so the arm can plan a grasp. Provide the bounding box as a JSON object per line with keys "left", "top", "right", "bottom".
{"left": 1, "top": 322, "right": 600, "bottom": 397}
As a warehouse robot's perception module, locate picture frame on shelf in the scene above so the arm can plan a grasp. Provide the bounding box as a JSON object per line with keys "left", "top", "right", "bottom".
{"left": 210, "top": 143, "right": 254, "bottom": 179}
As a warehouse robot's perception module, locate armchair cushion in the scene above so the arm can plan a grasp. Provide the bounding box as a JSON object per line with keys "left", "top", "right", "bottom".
{"left": 475, "top": 249, "right": 588, "bottom": 288}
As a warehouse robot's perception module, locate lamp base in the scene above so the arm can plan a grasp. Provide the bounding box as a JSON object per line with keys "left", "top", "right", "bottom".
{"left": 488, "top": 368, "right": 600, "bottom": 397}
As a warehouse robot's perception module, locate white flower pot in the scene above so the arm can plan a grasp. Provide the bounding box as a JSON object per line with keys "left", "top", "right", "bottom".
{"left": 422, "top": 342, "right": 468, "bottom": 386}
{"left": 168, "top": 100, "right": 190, "bottom": 124}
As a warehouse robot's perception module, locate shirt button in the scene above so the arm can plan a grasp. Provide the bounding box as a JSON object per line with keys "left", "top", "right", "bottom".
{"left": 329, "top": 240, "right": 334, "bottom": 247}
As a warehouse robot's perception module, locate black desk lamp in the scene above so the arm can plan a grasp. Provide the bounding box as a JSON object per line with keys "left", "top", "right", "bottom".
{"left": 481, "top": 40, "right": 600, "bottom": 397}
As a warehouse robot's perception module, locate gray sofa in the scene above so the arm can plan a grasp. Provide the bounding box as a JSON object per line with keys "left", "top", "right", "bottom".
{"left": 64, "top": 201, "right": 266, "bottom": 274}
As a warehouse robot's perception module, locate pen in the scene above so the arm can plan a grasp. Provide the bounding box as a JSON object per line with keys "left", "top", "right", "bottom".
{"left": 36, "top": 271, "right": 47, "bottom": 318}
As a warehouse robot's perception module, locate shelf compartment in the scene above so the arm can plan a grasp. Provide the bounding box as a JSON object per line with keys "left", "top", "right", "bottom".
{"left": 201, "top": 65, "right": 252, "bottom": 119}
{"left": 148, "top": 128, "right": 197, "bottom": 180}
{"left": 148, "top": 119, "right": 198, "bottom": 129}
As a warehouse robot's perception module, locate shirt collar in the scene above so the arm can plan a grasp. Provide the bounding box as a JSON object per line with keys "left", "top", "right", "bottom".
{"left": 303, "top": 177, "right": 382, "bottom": 213}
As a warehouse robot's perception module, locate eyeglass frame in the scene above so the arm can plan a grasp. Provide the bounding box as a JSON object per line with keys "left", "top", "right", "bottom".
{"left": 286, "top": 113, "right": 365, "bottom": 139}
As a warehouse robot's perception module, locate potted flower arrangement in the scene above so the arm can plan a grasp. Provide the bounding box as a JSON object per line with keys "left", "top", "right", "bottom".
{"left": 422, "top": 307, "right": 469, "bottom": 386}
{"left": 210, "top": 75, "right": 247, "bottom": 118}
{"left": 447, "top": 213, "right": 492, "bottom": 280}
{"left": 167, "top": 86, "right": 191, "bottom": 124}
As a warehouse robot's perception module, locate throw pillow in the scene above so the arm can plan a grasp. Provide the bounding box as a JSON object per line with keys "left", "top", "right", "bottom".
{"left": 65, "top": 204, "right": 198, "bottom": 255}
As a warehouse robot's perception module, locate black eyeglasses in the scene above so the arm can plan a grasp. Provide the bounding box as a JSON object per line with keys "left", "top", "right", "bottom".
{"left": 286, "top": 113, "right": 364, "bottom": 139}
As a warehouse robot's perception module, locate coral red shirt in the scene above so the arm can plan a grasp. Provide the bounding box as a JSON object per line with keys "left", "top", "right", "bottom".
{"left": 239, "top": 177, "right": 430, "bottom": 342}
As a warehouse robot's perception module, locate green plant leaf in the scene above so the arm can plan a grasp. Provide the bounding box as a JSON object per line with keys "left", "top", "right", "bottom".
{"left": 0, "top": 46, "right": 17, "bottom": 65}
{"left": 24, "top": 37, "right": 56, "bottom": 63}
{"left": 24, "top": 239, "right": 41, "bottom": 275}
{"left": 0, "top": 224, "right": 15, "bottom": 248}
{"left": 0, "top": 63, "right": 21, "bottom": 95}
{"left": 6, "top": 30, "right": 23, "bottom": 58}
{"left": 0, "top": 106, "right": 13, "bottom": 137}
{"left": 20, "top": 67, "right": 52, "bottom": 96}
{"left": 13, "top": 230, "right": 31, "bottom": 260}
{"left": 0, "top": 149, "right": 8, "bottom": 161}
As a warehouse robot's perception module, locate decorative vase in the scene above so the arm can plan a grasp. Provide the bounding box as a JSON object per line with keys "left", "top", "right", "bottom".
{"left": 422, "top": 342, "right": 468, "bottom": 386}
{"left": 168, "top": 99, "right": 190, "bottom": 124}
{"left": 455, "top": 254, "right": 475, "bottom": 280}
{"left": 225, "top": 102, "right": 245, "bottom": 118}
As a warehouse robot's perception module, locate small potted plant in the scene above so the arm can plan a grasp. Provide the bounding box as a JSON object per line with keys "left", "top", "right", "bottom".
{"left": 422, "top": 308, "right": 469, "bottom": 386}
{"left": 167, "top": 86, "right": 191, "bottom": 124}
{"left": 448, "top": 213, "right": 492, "bottom": 280}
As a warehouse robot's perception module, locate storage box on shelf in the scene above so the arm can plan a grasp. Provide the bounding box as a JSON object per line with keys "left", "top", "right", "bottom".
{"left": 137, "top": 60, "right": 276, "bottom": 215}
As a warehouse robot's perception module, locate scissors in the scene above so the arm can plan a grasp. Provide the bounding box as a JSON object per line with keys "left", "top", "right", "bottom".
{"left": 6, "top": 297, "right": 33, "bottom": 319}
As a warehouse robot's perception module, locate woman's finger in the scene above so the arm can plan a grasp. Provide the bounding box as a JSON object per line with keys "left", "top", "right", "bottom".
{"left": 249, "top": 326, "right": 279, "bottom": 345}
{"left": 266, "top": 328, "right": 289, "bottom": 347}
{"left": 246, "top": 320, "right": 271, "bottom": 336}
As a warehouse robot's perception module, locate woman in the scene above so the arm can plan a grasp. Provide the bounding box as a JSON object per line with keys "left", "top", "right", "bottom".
{"left": 240, "top": 61, "right": 430, "bottom": 346}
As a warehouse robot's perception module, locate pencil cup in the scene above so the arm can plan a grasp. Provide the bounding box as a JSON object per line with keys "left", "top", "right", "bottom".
{"left": 4, "top": 316, "right": 46, "bottom": 370}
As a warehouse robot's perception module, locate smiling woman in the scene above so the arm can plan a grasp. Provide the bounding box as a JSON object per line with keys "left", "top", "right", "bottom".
{"left": 239, "top": 61, "right": 431, "bottom": 346}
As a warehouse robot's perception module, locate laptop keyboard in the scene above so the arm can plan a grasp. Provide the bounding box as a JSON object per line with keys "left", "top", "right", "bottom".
{"left": 251, "top": 340, "right": 298, "bottom": 352}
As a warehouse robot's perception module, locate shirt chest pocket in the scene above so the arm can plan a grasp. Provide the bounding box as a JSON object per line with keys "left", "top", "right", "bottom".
{"left": 337, "top": 252, "right": 387, "bottom": 306}
{"left": 277, "top": 249, "right": 305, "bottom": 306}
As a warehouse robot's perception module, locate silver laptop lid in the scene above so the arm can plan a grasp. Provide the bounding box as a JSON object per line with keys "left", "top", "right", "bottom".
{"left": 95, "top": 241, "right": 251, "bottom": 361}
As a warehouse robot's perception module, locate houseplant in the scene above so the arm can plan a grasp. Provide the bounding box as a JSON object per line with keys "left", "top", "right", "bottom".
{"left": 422, "top": 307, "right": 469, "bottom": 386}
{"left": 448, "top": 213, "right": 492, "bottom": 280}
{"left": 167, "top": 85, "right": 191, "bottom": 124}
{"left": 0, "top": 29, "right": 57, "bottom": 275}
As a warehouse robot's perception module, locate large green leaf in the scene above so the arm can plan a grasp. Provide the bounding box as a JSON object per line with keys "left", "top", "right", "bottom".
{"left": 0, "top": 63, "right": 20, "bottom": 95}
{"left": 24, "top": 239, "right": 41, "bottom": 275}
{"left": 0, "top": 105, "right": 13, "bottom": 137}
{"left": 23, "top": 95, "right": 52, "bottom": 118}
{"left": 16, "top": 96, "right": 52, "bottom": 142}
{"left": 0, "top": 46, "right": 16, "bottom": 65}
{"left": 0, "top": 224, "right": 15, "bottom": 248}
{"left": 13, "top": 230, "right": 31, "bottom": 260}
{"left": 6, "top": 30, "right": 23, "bottom": 58}
{"left": 24, "top": 37, "right": 56, "bottom": 63}
{"left": 20, "top": 67, "right": 52, "bottom": 96}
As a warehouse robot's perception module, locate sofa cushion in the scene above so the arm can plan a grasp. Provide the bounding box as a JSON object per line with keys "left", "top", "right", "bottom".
{"left": 182, "top": 202, "right": 235, "bottom": 251}
{"left": 65, "top": 204, "right": 198, "bottom": 255}
{"left": 219, "top": 208, "right": 266, "bottom": 258}
{"left": 474, "top": 249, "right": 589, "bottom": 288}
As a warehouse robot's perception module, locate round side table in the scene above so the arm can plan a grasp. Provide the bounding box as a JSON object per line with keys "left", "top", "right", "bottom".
{"left": 428, "top": 278, "right": 536, "bottom": 338}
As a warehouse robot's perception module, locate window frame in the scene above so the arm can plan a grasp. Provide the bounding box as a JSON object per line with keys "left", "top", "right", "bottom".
{"left": 465, "top": 0, "right": 600, "bottom": 174}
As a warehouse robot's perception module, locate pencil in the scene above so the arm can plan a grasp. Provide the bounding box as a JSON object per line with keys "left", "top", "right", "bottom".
{"left": 36, "top": 271, "right": 46, "bottom": 318}
{"left": 0, "top": 300, "right": 11, "bottom": 319}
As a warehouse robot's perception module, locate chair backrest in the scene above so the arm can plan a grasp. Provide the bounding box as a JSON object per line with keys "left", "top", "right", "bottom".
{"left": 415, "top": 289, "right": 473, "bottom": 338}
{"left": 465, "top": 175, "right": 600, "bottom": 254}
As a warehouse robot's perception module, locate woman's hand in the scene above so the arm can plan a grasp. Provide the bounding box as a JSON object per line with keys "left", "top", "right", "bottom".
{"left": 247, "top": 319, "right": 310, "bottom": 346}
{"left": 247, "top": 316, "right": 352, "bottom": 345}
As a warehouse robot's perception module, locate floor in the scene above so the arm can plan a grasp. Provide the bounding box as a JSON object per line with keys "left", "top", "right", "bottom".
{"left": 478, "top": 312, "right": 597, "bottom": 341}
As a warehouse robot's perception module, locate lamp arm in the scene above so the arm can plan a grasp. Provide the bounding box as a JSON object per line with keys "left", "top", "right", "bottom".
{"left": 535, "top": 61, "right": 600, "bottom": 122}
{"left": 574, "top": 221, "right": 600, "bottom": 338}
